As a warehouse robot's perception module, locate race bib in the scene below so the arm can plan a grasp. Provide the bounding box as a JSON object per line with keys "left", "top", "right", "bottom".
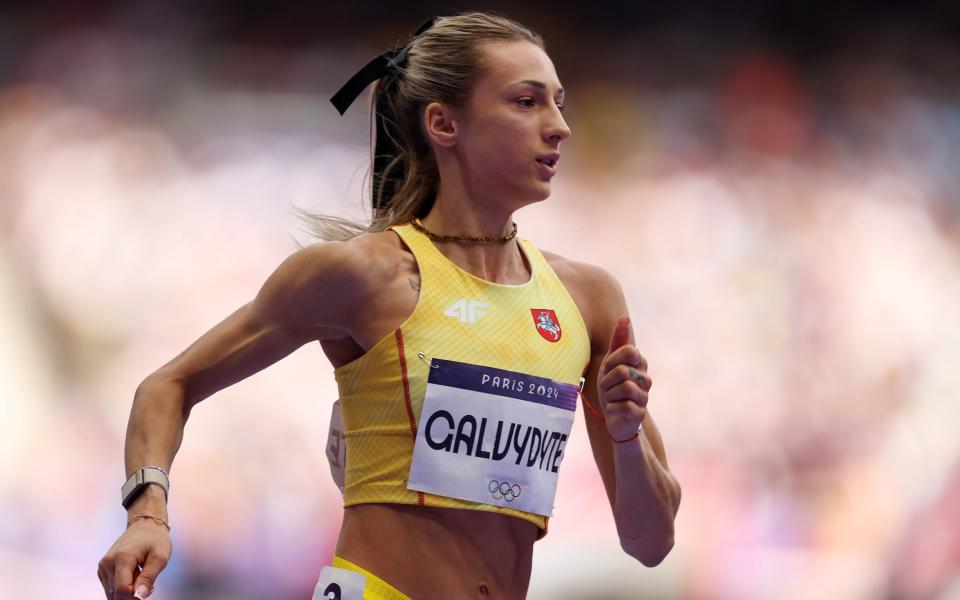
{"left": 325, "top": 399, "right": 346, "bottom": 494}
{"left": 407, "top": 358, "right": 579, "bottom": 516}
{"left": 312, "top": 565, "right": 365, "bottom": 600}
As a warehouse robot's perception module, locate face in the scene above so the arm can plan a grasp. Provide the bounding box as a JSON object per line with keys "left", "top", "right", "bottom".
{"left": 428, "top": 39, "right": 571, "bottom": 204}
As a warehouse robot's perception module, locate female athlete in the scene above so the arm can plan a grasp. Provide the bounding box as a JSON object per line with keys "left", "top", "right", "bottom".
{"left": 97, "top": 11, "right": 680, "bottom": 600}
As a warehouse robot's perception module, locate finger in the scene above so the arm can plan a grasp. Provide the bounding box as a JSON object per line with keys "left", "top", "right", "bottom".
{"left": 99, "top": 558, "right": 118, "bottom": 600}
{"left": 601, "top": 380, "right": 648, "bottom": 407}
{"left": 599, "top": 364, "right": 651, "bottom": 393}
{"left": 133, "top": 552, "right": 167, "bottom": 599}
{"left": 599, "top": 364, "right": 650, "bottom": 392}
{"left": 606, "top": 315, "right": 630, "bottom": 357}
{"left": 604, "top": 399, "right": 646, "bottom": 420}
{"left": 97, "top": 563, "right": 112, "bottom": 600}
{"left": 602, "top": 316, "right": 648, "bottom": 372}
{"left": 601, "top": 345, "right": 646, "bottom": 374}
{"left": 113, "top": 554, "right": 138, "bottom": 599}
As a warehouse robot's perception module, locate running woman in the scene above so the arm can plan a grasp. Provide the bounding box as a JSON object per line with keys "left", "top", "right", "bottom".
{"left": 97, "top": 11, "right": 680, "bottom": 600}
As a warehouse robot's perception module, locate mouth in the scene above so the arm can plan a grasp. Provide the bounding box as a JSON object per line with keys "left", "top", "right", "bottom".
{"left": 535, "top": 153, "right": 559, "bottom": 178}
{"left": 535, "top": 159, "right": 556, "bottom": 178}
{"left": 535, "top": 153, "right": 560, "bottom": 168}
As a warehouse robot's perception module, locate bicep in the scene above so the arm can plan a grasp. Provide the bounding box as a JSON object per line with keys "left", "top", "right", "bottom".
{"left": 150, "top": 242, "right": 364, "bottom": 405}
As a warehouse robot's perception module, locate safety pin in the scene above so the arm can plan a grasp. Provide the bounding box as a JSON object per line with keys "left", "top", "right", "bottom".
{"left": 418, "top": 352, "right": 439, "bottom": 368}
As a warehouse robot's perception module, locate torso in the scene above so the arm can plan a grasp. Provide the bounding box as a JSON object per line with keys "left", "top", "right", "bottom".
{"left": 318, "top": 228, "right": 598, "bottom": 599}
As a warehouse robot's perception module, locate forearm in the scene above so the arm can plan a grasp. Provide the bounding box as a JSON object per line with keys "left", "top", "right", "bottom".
{"left": 123, "top": 375, "right": 191, "bottom": 518}
{"left": 611, "top": 432, "right": 680, "bottom": 565}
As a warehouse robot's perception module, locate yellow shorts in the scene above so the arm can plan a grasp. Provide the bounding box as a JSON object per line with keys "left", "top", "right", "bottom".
{"left": 324, "top": 555, "right": 412, "bottom": 600}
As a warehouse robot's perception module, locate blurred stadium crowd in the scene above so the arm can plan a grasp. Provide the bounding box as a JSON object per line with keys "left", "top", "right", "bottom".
{"left": 1, "top": 3, "right": 958, "bottom": 599}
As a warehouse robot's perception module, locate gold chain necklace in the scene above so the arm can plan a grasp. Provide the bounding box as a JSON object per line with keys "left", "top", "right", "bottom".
{"left": 410, "top": 218, "right": 518, "bottom": 243}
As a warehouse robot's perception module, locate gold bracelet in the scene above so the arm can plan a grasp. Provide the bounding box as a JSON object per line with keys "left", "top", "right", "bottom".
{"left": 127, "top": 513, "right": 171, "bottom": 532}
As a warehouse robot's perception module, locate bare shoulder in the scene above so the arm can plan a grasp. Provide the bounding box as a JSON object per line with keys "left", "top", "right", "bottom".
{"left": 253, "top": 232, "right": 402, "bottom": 332}
{"left": 346, "top": 227, "right": 411, "bottom": 258}
{"left": 147, "top": 233, "right": 410, "bottom": 399}
{"left": 538, "top": 247, "right": 622, "bottom": 297}
{"left": 343, "top": 228, "right": 417, "bottom": 282}
{"left": 288, "top": 229, "right": 409, "bottom": 291}
{"left": 537, "top": 247, "right": 625, "bottom": 352}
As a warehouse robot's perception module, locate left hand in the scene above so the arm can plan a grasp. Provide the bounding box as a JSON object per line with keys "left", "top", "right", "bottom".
{"left": 597, "top": 315, "right": 652, "bottom": 442}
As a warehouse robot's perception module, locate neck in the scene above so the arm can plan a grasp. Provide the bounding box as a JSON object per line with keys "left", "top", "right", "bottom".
{"left": 423, "top": 161, "right": 533, "bottom": 240}
{"left": 419, "top": 206, "right": 515, "bottom": 241}
{"left": 418, "top": 199, "right": 528, "bottom": 286}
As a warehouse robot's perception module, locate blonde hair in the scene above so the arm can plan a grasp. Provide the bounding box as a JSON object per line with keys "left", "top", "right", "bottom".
{"left": 291, "top": 10, "right": 545, "bottom": 245}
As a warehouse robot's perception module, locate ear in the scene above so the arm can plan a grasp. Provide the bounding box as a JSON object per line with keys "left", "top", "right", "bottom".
{"left": 423, "top": 101, "right": 461, "bottom": 149}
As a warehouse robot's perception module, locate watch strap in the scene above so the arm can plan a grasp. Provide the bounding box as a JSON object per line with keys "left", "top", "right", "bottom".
{"left": 121, "top": 466, "right": 169, "bottom": 509}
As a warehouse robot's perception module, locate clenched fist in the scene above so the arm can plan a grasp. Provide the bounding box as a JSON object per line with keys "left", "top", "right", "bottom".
{"left": 97, "top": 518, "right": 171, "bottom": 599}
{"left": 597, "top": 315, "right": 652, "bottom": 443}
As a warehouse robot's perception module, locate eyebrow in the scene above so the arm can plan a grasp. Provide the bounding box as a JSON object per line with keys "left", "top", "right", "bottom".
{"left": 510, "top": 79, "right": 565, "bottom": 96}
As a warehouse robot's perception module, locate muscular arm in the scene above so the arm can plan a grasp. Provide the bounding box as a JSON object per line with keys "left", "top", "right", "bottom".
{"left": 123, "top": 240, "right": 370, "bottom": 517}
{"left": 576, "top": 264, "right": 681, "bottom": 566}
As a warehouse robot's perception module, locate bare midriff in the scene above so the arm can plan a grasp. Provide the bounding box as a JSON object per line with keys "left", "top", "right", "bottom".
{"left": 335, "top": 503, "right": 538, "bottom": 599}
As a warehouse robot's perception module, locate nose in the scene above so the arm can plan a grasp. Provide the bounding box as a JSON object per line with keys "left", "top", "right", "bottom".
{"left": 546, "top": 107, "right": 571, "bottom": 143}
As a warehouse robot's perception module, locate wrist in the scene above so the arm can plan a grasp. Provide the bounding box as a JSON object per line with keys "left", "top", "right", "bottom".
{"left": 609, "top": 423, "right": 643, "bottom": 444}
{"left": 127, "top": 512, "right": 171, "bottom": 532}
{"left": 611, "top": 429, "right": 646, "bottom": 460}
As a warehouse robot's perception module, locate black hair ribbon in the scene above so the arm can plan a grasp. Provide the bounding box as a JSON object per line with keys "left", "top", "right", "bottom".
{"left": 329, "top": 17, "right": 436, "bottom": 210}
{"left": 329, "top": 18, "right": 436, "bottom": 116}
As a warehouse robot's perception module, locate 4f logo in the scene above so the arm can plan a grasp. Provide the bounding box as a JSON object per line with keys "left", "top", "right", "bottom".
{"left": 444, "top": 298, "right": 489, "bottom": 323}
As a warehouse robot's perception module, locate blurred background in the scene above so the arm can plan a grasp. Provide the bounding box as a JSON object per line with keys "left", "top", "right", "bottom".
{"left": 2, "top": 1, "right": 959, "bottom": 598}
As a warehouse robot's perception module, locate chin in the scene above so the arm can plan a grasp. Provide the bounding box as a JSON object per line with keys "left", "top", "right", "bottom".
{"left": 533, "top": 182, "right": 554, "bottom": 201}
{"left": 501, "top": 180, "right": 552, "bottom": 208}
{"left": 521, "top": 192, "right": 551, "bottom": 208}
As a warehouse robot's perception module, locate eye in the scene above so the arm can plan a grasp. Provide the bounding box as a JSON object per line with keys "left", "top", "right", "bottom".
{"left": 517, "top": 98, "right": 567, "bottom": 113}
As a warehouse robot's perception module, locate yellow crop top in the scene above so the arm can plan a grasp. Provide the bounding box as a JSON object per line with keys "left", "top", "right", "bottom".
{"left": 333, "top": 220, "right": 591, "bottom": 540}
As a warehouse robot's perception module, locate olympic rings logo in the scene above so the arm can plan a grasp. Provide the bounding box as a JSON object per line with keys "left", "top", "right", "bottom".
{"left": 489, "top": 479, "right": 522, "bottom": 502}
